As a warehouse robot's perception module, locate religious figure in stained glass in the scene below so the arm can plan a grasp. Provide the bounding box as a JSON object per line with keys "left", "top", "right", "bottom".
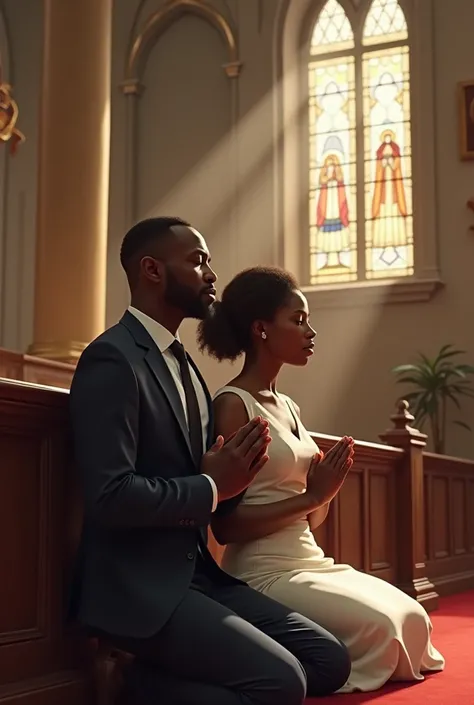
{"left": 371, "top": 129, "right": 407, "bottom": 265}
{"left": 316, "top": 151, "right": 350, "bottom": 268}
{"left": 308, "top": 59, "right": 357, "bottom": 282}
{"left": 363, "top": 47, "right": 413, "bottom": 277}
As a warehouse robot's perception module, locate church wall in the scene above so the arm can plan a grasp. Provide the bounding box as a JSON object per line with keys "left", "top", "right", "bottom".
{"left": 108, "top": 0, "right": 474, "bottom": 457}
{"left": 1, "top": 0, "right": 473, "bottom": 456}
{"left": 277, "top": 0, "right": 474, "bottom": 457}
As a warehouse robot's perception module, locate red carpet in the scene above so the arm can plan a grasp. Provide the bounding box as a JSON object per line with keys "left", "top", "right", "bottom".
{"left": 306, "top": 591, "right": 473, "bottom": 704}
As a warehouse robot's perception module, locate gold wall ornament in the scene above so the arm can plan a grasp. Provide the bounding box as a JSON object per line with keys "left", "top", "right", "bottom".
{"left": 124, "top": 0, "right": 242, "bottom": 90}
{"left": 0, "top": 82, "right": 25, "bottom": 154}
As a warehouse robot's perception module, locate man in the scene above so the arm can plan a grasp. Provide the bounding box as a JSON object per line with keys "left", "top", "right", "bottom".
{"left": 69, "top": 217, "right": 350, "bottom": 705}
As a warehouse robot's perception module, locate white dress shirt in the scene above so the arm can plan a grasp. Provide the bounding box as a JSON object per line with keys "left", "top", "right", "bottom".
{"left": 128, "top": 306, "right": 218, "bottom": 511}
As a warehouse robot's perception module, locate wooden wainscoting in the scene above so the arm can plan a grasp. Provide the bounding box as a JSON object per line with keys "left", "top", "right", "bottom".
{"left": 208, "top": 400, "right": 474, "bottom": 614}
{"left": 208, "top": 411, "right": 441, "bottom": 613}
{"left": 2, "top": 376, "right": 473, "bottom": 704}
{"left": 424, "top": 452, "right": 474, "bottom": 596}
{"left": 0, "top": 379, "right": 90, "bottom": 705}
{"left": 207, "top": 436, "right": 403, "bottom": 582}
{"left": 0, "top": 349, "right": 74, "bottom": 390}
{"left": 311, "top": 435, "right": 402, "bottom": 587}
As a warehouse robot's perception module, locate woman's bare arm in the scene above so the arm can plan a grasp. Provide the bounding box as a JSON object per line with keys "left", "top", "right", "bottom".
{"left": 308, "top": 504, "right": 330, "bottom": 532}
{"left": 211, "top": 393, "right": 324, "bottom": 545}
{"left": 289, "top": 401, "right": 332, "bottom": 534}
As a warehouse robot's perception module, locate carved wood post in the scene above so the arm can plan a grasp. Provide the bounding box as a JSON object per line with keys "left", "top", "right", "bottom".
{"left": 379, "top": 400, "right": 439, "bottom": 612}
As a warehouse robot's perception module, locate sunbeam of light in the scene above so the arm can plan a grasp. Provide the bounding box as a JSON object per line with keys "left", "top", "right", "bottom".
{"left": 137, "top": 36, "right": 399, "bottom": 438}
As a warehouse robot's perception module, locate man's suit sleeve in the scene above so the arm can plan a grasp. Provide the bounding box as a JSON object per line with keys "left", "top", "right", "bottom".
{"left": 70, "top": 341, "right": 213, "bottom": 528}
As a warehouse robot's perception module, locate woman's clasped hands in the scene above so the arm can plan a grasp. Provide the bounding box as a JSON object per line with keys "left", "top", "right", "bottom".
{"left": 306, "top": 436, "right": 354, "bottom": 506}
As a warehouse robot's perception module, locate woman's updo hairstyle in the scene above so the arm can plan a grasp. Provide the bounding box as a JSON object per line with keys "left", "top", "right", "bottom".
{"left": 198, "top": 266, "right": 298, "bottom": 361}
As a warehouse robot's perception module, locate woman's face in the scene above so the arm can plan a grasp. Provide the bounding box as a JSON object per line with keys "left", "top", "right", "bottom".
{"left": 263, "top": 290, "right": 316, "bottom": 367}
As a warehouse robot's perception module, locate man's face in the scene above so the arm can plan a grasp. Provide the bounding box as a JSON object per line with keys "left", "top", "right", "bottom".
{"left": 162, "top": 226, "right": 217, "bottom": 320}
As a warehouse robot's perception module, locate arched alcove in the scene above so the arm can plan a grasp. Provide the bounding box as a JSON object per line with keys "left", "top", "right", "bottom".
{"left": 125, "top": 0, "right": 241, "bottom": 89}
{"left": 118, "top": 0, "right": 241, "bottom": 240}
{"left": 135, "top": 12, "right": 233, "bottom": 224}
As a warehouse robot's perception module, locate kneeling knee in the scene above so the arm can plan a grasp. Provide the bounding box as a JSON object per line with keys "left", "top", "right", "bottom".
{"left": 271, "top": 659, "right": 307, "bottom": 705}
{"left": 330, "top": 640, "right": 352, "bottom": 692}
{"left": 306, "top": 638, "right": 351, "bottom": 697}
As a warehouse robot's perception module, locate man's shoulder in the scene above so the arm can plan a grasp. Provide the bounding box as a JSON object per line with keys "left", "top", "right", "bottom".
{"left": 91, "top": 320, "right": 129, "bottom": 346}
{"left": 75, "top": 320, "right": 141, "bottom": 374}
{"left": 70, "top": 323, "right": 140, "bottom": 398}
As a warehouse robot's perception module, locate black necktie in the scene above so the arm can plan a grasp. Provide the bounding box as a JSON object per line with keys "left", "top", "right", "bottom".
{"left": 170, "top": 340, "right": 203, "bottom": 465}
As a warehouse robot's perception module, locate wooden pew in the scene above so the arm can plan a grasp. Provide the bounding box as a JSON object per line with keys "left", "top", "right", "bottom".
{"left": 309, "top": 400, "right": 474, "bottom": 605}
{"left": 1, "top": 380, "right": 473, "bottom": 704}
{"left": 0, "top": 379, "right": 90, "bottom": 704}
{"left": 424, "top": 451, "right": 474, "bottom": 596}
{"left": 0, "top": 349, "right": 74, "bottom": 390}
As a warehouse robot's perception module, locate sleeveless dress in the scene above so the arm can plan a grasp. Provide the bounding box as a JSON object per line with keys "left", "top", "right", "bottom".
{"left": 214, "top": 386, "right": 445, "bottom": 693}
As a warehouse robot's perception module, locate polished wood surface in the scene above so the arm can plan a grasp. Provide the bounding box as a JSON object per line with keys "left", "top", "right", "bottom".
{"left": 424, "top": 451, "right": 474, "bottom": 595}
{"left": 0, "top": 349, "right": 74, "bottom": 390}
{"left": 0, "top": 379, "right": 90, "bottom": 705}
{"left": 1, "top": 379, "right": 473, "bottom": 704}
{"left": 210, "top": 405, "right": 474, "bottom": 609}
{"left": 311, "top": 435, "right": 401, "bottom": 587}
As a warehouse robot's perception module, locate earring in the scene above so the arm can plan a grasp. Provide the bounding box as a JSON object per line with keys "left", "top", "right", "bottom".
{"left": 261, "top": 332, "right": 267, "bottom": 340}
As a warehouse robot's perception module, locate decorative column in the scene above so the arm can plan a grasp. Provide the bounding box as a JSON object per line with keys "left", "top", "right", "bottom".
{"left": 380, "top": 400, "right": 439, "bottom": 612}
{"left": 28, "top": 0, "right": 112, "bottom": 363}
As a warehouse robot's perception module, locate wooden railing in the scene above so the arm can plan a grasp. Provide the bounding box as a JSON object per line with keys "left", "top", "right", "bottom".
{"left": 209, "top": 401, "right": 474, "bottom": 611}
{"left": 310, "top": 435, "right": 403, "bottom": 589}
{"left": 424, "top": 452, "right": 474, "bottom": 595}
{"left": 309, "top": 401, "right": 474, "bottom": 608}
{"left": 0, "top": 379, "right": 89, "bottom": 705}
{"left": 1, "top": 379, "right": 473, "bottom": 703}
{"left": 0, "top": 348, "right": 74, "bottom": 390}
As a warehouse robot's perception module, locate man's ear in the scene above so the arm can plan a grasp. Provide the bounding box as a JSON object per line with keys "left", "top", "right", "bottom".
{"left": 140, "top": 256, "right": 164, "bottom": 284}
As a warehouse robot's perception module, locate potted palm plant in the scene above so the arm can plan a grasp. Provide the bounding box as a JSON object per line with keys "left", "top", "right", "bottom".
{"left": 391, "top": 344, "right": 474, "bottom": 454}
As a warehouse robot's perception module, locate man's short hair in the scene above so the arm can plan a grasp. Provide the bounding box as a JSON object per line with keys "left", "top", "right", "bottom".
{"left": 120, "top": 216, "right": 190, "bottom": 282}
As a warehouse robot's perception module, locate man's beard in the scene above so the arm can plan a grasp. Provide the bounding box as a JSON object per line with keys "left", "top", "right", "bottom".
{"left": 164, "top": 268, "right": 211, "bottom": 320}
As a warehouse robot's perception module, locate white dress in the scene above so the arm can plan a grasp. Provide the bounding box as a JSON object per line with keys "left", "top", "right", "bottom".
{"left": 214, "top": 387, "right": 445, "bottom": 693}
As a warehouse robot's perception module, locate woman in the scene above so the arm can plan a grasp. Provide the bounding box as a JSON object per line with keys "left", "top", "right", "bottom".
{"left": 198, "top": 266, "right": 445, "bottom": 693}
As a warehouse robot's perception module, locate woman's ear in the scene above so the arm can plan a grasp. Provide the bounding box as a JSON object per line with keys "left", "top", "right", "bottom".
{"left": 251, "top": 320, "right": 266, "bottom": 340}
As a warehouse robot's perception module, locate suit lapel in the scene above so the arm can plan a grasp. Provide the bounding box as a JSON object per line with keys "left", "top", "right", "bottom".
{"left": 144, "top": 345, "right": 194, "bottom": 461}
{"left": 120, "top": 311, "right": 194, "bottom": 463}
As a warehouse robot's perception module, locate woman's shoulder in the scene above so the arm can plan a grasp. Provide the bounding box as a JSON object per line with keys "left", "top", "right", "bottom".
{"left": 213, "top": 381, "right": 258, "bottom": 403}
{"left": 213, "top": 386, "right": 255, "bottom": 434}
{"left": 214, "top": 386, "right": 247, "bottom": 406}
{"left": 215, "top": 383, "right": 249, "bottom": 400}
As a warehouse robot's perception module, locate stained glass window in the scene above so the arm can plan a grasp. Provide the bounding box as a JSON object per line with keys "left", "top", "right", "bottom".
{"left": 363, "top": 47, "right": 413, "bottom": 278}
{"left": 363, "top": 0, "right": 408, "bottom": 46}
{"left": 309, "top": 57, "right": 357, "bottom": 284}
{"left": 311, "top": 0, "right": 354, "bottom": 55}
{"left": 307, "top": 0, "right": 412, "bottom": 285}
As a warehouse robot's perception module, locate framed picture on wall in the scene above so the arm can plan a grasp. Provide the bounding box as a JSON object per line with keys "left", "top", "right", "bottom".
{"left": 458, "top": 80, "right": 474, "bottom": 160}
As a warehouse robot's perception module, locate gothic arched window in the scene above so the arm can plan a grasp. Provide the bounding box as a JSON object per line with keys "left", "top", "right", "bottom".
{"left": 308, "top": 0, "right": 413, "bottom": 285}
